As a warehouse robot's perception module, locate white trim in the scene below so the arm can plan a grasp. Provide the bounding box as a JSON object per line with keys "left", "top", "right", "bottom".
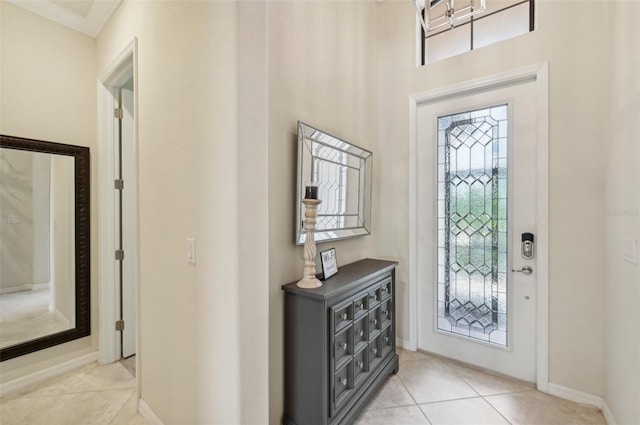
{"left": 53, "top": 308, "right": 71, "bottom": 327}
{"left": 395, "top": 337, "right": 412, "bottom": 350}
{"left": 139, "top": 399, "right": 165, "bottom": 425}
{"left": 408, "top": 62, "right": 550, "bottom": 390}
{"left": 548, "top": 383, "right": 617, "bottom": 425}
{"left": 601, "top": 401, "right": 618, "bottom": 425}
{"left": 0, "top": 282, "right": 50, "bottom": 295}
{"left": 408, "top": 96, "right": 419, "bottom": 352}
{"left": 0, "top": 352, "right": 97, "bottom": 397}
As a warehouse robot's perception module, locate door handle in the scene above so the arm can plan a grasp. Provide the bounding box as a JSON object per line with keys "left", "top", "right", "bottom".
{"left": 512, "top": 266, "right": 533, "bottom": 274}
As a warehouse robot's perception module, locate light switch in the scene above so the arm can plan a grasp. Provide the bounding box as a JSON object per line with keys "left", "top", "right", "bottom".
{"left": 623, "top": 239, "right": 637, "bottom": 264}
{"left": 187, "top": 238, "right": 196, "bottom": 264}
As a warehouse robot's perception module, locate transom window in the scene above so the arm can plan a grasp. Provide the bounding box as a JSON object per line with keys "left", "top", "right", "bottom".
{"left": 419, "top": 0, "right": 535, "bottom": 65}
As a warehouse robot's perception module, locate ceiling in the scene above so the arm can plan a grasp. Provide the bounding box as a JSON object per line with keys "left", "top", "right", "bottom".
{"left": 7, "top": 0, "right": 121, "bottom": 38}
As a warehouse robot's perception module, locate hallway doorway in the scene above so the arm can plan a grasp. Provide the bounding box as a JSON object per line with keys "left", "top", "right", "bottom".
{"left": 98, "top": 40, "right": 139, "bottom": 375}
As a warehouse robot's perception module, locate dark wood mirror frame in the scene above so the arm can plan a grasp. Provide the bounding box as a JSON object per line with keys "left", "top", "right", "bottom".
{"left": 0, "top": 134, "right": 90, "bottom": 361}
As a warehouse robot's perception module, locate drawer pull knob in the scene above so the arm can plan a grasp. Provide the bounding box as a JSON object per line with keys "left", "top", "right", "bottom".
{"left": 371, "top": 294, "right": 378, "bottom": 301}
{"left": 340, "top": 313, "right": 348, "bottom": 320}
{"left": 340, "top": 342, "right": 347, "bottom": 350}
{"left": 371, "top": 318, "right": 377, "bottom": 325}
{"left": 357, "top": 361, "right": 364, "bottom": 369}
{"left": 340, "top": 378, "right": 347, "bottom": 386}
{"left": 384, "top": 288, "right": 390, "bottom": 294}
{"left": 358, "top": 330, "right": 364, "bottom": 337}
{"left": 359, "top": 303, "right": 364, "bottom": 309}
{"left": 384, "top": 336, "right": 389, "bottom": 343}
{"left": 383, "top": 310, "right": 390, "bottom": 317}
{"left": 371, "top": 347, "right": 378, "bottom": 354}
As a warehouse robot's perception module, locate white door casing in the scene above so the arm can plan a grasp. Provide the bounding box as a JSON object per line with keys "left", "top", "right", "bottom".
{"left": 98, "top": 39, "right": 139, "bottom": 371}
{"left": 408, "top": 63, "right": 549, "bottom": 390}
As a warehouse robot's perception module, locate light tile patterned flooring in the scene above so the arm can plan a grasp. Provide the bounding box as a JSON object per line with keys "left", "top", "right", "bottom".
{"left": 0, "top": 348, "right": 606, "bottom": 425}
{"left": 354, "top": 348, "right": 606, "bottom": 425}
{"left": 0, "top": 361, "right": 147, "bottom": 425}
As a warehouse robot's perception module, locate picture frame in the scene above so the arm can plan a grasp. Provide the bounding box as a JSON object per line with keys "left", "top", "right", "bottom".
{"left": 320, "top": 248, "right": 338, "bottom": 280}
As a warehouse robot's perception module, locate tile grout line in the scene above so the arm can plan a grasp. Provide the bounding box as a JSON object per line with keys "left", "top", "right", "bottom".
{"left": 482, "top": 394, "right": 514, "bottom": 425}
{"left": 444, "top": 357, "right": 517, "bottom": 424}
{"left": 393, "top": 368, "right": 433, "bottom": 424}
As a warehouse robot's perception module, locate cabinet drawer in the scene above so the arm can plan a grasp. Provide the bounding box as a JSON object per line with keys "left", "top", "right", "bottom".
{"left": 381, "top": 326, "right": 393, "bottom": 358}
{"left": 368, "top": 307, "right": 381, "bottom": 340}
{"left": 368, "top": 335, "right": 381, "bottom": 371}
{"left": 353, "top": 295, "right": 368, "bottom": 318}
{"left": 353, "top": 316, "right": 368, "bottom": 352}
{"left": 334, "top": 326, "right": 352, "bottom": 369}
{"left": 333, "top": 303, "right": 353, "bottom": 334}
{"left": 380, "top": 278, "right": 392, "bottom": 300}
{"left": 333, "top": 360, "right": 353, "bottom": 413}
{"left": 354, "top": 347, "right": 368, "bottom": 384}
{"left": 368, "top": 288, "right": 381, "bottom": 308}
{"left": 380, "top": 299, "right": 392, "bottom": 329}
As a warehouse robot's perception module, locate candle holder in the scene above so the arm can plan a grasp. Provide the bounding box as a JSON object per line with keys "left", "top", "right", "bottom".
{"left": 297, "top": 198, "right": 323, "bottom": 288}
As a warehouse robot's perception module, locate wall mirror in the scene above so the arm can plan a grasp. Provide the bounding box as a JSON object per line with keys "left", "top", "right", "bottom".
{"left": 296, "top": 122, "right": 373, "bottom": 245}
{"left": 0, "top": 135, "right": 90, "bottom": 361}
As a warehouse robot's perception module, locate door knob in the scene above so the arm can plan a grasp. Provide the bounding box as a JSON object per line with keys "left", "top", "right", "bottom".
{"left": 512, "top": 266, "right": 533, "bottom": 274}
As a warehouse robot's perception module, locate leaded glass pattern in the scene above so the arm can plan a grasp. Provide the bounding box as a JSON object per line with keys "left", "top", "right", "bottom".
{"left": 437, "top": 105, "right": 508, "bottom": 346}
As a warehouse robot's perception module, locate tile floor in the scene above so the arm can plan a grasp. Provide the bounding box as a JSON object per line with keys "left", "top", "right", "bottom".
{"left": 0, "top": 348, "right": 606, "bottom": 425}
{"left": 0, "top": 361, "right": 147, "bottom": 425}
{"left": 0, "top": 288, "right": 70, "bottom": 348}
{"left": 354, "top": 348, "right": 606, "bottom": 425}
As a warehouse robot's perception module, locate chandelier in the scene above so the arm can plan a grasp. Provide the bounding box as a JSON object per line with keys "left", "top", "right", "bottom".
{"left": 412, "top": 0, "right": 487, "bottom": 33}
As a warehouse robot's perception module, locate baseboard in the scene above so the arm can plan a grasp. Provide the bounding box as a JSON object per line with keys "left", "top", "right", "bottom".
{"left": 0, "top": 282, "right": 50, "bottom": 295}
{"left": 53, "top": 308, "right": 72, "bottom": 327}
{"left": 547, "top": 382, "right": 617, "bottom": 425}
{"left": 396, "top": 338, "right": 417, "bottom": 351}
{"left": 0, "top": 351, "right": 97, "bottom": 397}
{"left": 139, "top": 399, "right": 164, "bottom": 425}
{"left": 600, "top": 401, "right": 618, "bottom": 425}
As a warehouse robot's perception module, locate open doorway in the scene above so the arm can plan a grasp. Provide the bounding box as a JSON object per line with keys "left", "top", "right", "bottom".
{"left": 98, "top": 40, "right": 139, "bottom": 380}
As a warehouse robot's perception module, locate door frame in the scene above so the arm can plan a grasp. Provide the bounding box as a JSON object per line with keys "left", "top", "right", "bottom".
{"left": 408, "top": 62, "right": 549, "bottom": 391}
{"left": 97, "top": 38, "right": 140, "bottom": 378}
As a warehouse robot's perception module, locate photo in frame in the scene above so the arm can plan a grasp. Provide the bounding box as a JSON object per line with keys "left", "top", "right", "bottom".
{"left": 320, "top": 248, "right": 338, "bottom": 280}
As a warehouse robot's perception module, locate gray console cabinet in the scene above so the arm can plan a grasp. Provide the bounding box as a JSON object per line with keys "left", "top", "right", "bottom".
{"left": 282, "top": 259, "right": 399, "bottom": 425}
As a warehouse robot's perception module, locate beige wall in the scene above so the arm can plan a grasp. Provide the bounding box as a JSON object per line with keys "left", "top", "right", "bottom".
{"left": 377, "top": 0, "right": 609, "bottom": 397}
{"left": 0, "top": 1, "right": 97, "bottom": 380}
{"left": 605, "top": 2, "right": 640, "bottom": 424}
{"left": 267, "top": 2, "right": 379, "bottom": 423}
{"left": 96, "top": 1, "right": 268, "bottom": 423}
{"left": 0, "top": 150, "right": 51, "bottom": 291}
{"left": 0, "top": 149, "right": 36, "bottom": 290}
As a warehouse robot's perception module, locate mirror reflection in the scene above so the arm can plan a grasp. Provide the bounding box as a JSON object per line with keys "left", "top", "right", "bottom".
{"left": 0, "top": 149, "right": 76, "bottom": 349}
{"left": 0, "top": 135, "right": 89, "bottom": 361}
{"left": 296, "top": 122, "right": 373, "bottom": 244}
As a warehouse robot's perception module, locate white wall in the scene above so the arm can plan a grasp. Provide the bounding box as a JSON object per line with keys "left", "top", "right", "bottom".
{"left": 377, "top": 1, "right": 609, "bottom": 397}
{"left": 604, "top": 2, "right": 640, "bottom": 424}
{"left": 96, "top": 1, "right": 268, "bottom": 423}
{"left": 267, "top": 2, "right": 379, "bottom": 422}
{"left": 0, "top": 1, "right": 97, "bottom": 380}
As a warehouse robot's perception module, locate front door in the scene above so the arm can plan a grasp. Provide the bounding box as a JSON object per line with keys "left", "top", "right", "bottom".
{"left": 416, "top": 78, "right": 538, "bottom": 382}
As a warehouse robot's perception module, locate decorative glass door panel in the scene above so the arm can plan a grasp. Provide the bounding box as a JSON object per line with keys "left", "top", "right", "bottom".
{"left": 437, "top": 104, "right": 508, "bottom": 346}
